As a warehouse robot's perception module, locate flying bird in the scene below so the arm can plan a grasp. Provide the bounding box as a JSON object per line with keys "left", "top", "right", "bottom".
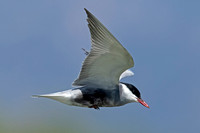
{"left": 33, "top": 8, "right": 149, "bottom": 109}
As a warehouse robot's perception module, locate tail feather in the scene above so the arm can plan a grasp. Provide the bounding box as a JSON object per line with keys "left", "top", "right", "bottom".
{"left": 32, "top": 90, "right": 69, "bottom": 98}
{"left": 32, "top": 90, "right": 72, "bottom": 104}
{"left": 32, "top": 95, "right": 52, "bottom": 98}
{"left": 32, "top": 93, "right": 64, "bottom": 99}
{"left": 32, "top": 89, "right": 81, "bottom": 106}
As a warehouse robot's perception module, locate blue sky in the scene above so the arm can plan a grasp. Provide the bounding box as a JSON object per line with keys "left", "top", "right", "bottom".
{"left": 1, "top": 0, "right": 200, "bottom": 133}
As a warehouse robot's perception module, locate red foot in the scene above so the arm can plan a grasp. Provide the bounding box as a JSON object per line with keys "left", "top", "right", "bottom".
{"left": 89, "top": 105, "right": 100, "bottom": 110}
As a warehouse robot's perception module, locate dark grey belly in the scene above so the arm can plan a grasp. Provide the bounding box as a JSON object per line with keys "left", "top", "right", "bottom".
{"left": 74, "top": 88, "right": 120, "bottom": 107}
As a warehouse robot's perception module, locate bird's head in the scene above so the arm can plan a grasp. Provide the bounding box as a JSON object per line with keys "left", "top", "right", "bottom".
{"left": 120, "top": 83, "right": 150, "bottom": 108}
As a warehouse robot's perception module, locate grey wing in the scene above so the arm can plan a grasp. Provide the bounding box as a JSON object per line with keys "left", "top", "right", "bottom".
{"left": 72, "top": 8, "right": 134, "bottom": 89}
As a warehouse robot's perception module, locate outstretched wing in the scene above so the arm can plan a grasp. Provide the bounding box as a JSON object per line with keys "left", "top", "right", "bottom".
{"left": 72, "top": 8, "right": 134, "bottom": 89}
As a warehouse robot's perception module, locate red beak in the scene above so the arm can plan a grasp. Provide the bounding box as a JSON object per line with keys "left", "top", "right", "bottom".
{"left": 137, "top": 98, "right": 150, "bottom": 108}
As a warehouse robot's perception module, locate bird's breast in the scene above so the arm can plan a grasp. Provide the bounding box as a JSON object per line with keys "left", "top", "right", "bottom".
{"left": 73, "top": 87, "right": 120, "bottom": 107}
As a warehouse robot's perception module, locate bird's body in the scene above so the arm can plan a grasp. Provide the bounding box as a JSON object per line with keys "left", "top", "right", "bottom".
{"left": 33, "top": 8, "right": 149, "bottom": 109}
{"left": 34, "top": 82, "right": 142, "bottom": 109}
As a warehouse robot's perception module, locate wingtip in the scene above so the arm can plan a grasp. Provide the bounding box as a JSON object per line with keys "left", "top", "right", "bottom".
{"left": 84, "top": 8, "right": 89, "bottom": 12}
{"left": 84, "top": 8, "right": 92, "bottom": 17}
{"left": 84, "top": 8, "right": 88, "bottom": 13}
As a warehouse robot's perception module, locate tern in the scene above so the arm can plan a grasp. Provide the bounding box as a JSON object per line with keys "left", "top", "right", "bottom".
{"left": 33, "top": 8, "right": 149, "bottom": 109}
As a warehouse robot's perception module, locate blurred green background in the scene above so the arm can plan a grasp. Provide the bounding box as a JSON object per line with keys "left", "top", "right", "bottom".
{"left": 1, "top": 0, "right": 200, "bottom": 133}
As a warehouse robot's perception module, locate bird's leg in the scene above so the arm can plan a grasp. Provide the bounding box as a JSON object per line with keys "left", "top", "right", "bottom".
{"left": 82, "top": 48, "right": 89, "bottom": 55}
{"left": 89, "top": 105, "right": 100, "bottom": 110}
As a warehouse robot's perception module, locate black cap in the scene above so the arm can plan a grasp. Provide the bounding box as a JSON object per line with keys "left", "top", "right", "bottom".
{"left": 121, "top": 82, "right": 141, "bottom": 98}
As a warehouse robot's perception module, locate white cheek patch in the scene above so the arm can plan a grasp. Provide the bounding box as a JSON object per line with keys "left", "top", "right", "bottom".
{"left": 119, "top": 83, "right": 138, "bottom": 102}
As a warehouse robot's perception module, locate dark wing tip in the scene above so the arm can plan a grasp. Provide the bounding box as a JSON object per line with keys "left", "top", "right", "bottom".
{"left": 84, "top": 8, "right": 94, "bottom": 18}
{"left": 84, "top": 8, "right": 89, "bottom": 15}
